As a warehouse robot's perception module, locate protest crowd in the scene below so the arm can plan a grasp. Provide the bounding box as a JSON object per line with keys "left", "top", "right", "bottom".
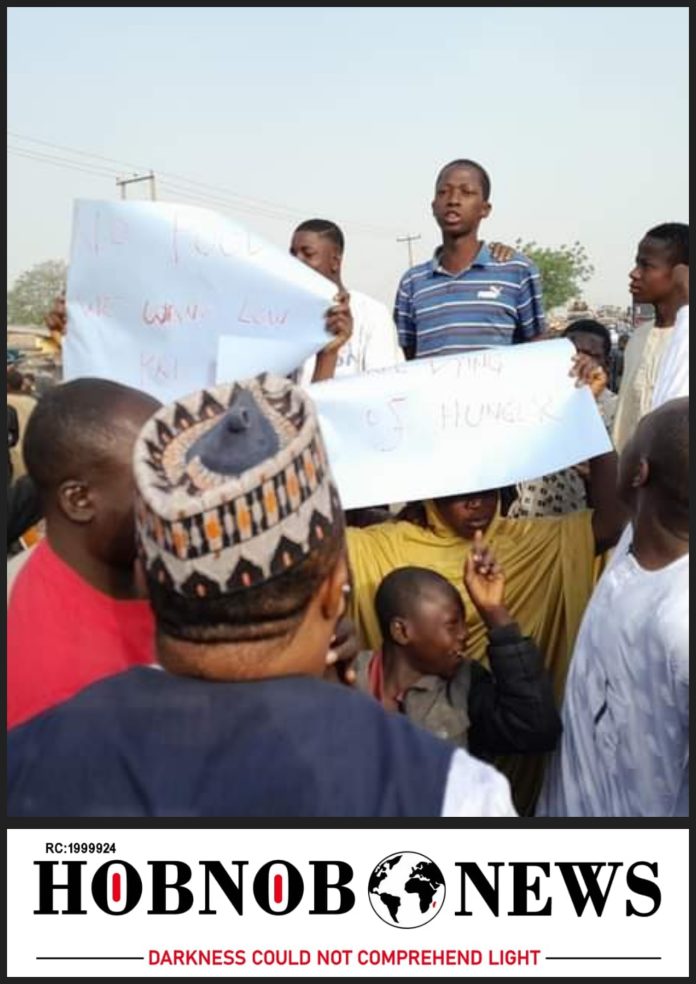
{"left": 7, "top": 159, "right": 689, "bottom": 818}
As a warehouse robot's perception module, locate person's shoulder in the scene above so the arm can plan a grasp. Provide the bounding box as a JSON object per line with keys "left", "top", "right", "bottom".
{"left": 503, "top": 509, "right": 594, "bottom": 550}
{"left": 442, "top": 748, "right": 517, "bottom": 817}
{"left": 651, "top": 557, "right": 689, "bottom": 624}
{"left": 398, "top": 259, "right": 433, "bottom": 285}
{"left": 7, "top": 547, "right": 36, "bottom": 604}
{"left": 9, "top": 540, "right": 50, "bottom": 597}
{"left": 646, "top": 563, "right": 689, "bottom": 680}
{"left": 7, "top": 392, "right": 35, "bottom": 406}
{"left": 674, "top": 304, "right": 689, "bottom": 332}
{"left": 9, "top": 666, "right": 150, "bottom": 738}
{"left": 280, "top": 675, "right": 452, "bottom": 748}
{"left": 349, "top": 289, "right": 392, "bottom": 319}
{"left": 346, "top": 518, "right": 403, "bottom": 546}
{"left": 486, "top": 246, "right": 540, "bottom": 274}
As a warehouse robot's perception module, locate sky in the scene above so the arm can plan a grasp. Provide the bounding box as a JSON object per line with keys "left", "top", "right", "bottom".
{"left": 7, "top": 6, "right": 689, "bottom": 309}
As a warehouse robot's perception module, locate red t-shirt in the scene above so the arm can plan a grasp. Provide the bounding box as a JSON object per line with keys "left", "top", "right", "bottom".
{"left": 7, "top": 541, "right": 155, "bottom": 729}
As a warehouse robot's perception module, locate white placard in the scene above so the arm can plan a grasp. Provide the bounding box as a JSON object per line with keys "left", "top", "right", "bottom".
{"left": 310, "top": 339, "right": 612, "bottom": 509}
{"left": 63, "top": 200, "right": 335, "bottom": 403}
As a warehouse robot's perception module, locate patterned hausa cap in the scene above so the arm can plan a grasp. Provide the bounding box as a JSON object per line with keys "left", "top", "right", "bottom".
{"left": 133, "top": 373, "right": 344, "bottom": 599}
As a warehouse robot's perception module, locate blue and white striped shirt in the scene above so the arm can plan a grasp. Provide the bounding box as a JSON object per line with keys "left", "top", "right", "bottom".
{"left": 394, "top": 243, "right": 546, "bottom": 357}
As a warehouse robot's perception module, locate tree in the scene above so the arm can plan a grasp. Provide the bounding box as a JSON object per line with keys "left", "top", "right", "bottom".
{"left": 7, "top": 260, "right": 67, "bottom": 326}
{"left": 515, "top": 240, "right": 594, "bottom": 312}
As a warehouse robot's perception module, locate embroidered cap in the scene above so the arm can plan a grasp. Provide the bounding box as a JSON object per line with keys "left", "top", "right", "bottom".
{"left": 133, "top": 374, "right": 343, "bottom": 599}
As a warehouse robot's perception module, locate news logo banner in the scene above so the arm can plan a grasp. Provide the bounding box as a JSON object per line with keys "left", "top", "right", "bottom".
{"left": 6, "top": 828, "right": 688, "bottom": 978}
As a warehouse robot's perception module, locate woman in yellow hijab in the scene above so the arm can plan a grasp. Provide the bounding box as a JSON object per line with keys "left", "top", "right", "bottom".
{"left": 347, "top": 454, "right": 625, "bottom": 814}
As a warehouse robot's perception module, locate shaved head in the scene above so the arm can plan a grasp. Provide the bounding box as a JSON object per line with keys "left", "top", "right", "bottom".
{"left": 619, "top": 397, "right": 689, "bottom": 526}
{"left": 23, "top": 378, "right": 160, "bottom": 497}
{"left": 639, "top": 397, "right": 689, "bottom": 508}
{"left": 375, "top": 566, "right": 462, "bottom": 643}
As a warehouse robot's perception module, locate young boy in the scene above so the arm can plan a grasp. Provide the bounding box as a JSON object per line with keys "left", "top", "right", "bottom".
{"left": 612, "top": 222, "right": 688, "bottom": 451}
{"left": 290, "top": 218, "right": 404, "bottom": 379}
{"left": 355, "top": 532, "right": 561, "bottom": 759}
{"left": 394, "top": 159, "right": 546, "bottom": 359}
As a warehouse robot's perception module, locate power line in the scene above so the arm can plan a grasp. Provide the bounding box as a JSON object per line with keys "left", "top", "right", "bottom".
{"left": 7, "top": 146, "right": 121, "bottom": 180}
{"left": 7, "top": 145, "right": 302, "bottom": 224}
{"left": 7, "top": 130, "right": 401, "bottom": 238}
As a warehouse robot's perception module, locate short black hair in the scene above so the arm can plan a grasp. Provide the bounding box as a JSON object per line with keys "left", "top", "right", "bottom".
{"left": 436, "top": 159, "right": 491, "bottom": 201}
{"left": 146, "top": 524, "right": 344, "bottom": 644}
{"left": 563, "top": 319, "right": 612, "bottom": 362}
{"left": 375, "top": 566, "right": 462, "bottom": 643}
{"left": 7, "top": 369, "right": 24, "bottom": 392}
{"left": 293, "top": 219, "right": 345, "bottom": 253}
{"left": 644, "top": 223, "right": 689, "bottom": 266}
{"left": 23, "top": 377, "right": 159, "bottom": 496}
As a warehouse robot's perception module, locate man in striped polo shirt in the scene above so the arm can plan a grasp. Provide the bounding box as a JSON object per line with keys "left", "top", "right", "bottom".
{"left": 395, "top": 159, "right": 546, "bottom": 359}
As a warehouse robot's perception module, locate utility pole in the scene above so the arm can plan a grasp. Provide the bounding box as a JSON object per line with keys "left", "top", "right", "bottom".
{"left": 396, "top": 233, "right": 421, "bottom": 267}
{"left": 116, "top": 171, "right": 157, "bottom": 200}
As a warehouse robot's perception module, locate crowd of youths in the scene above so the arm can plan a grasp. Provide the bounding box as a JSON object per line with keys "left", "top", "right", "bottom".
{"left": 7, "top": 159, "right": 689, "bottom": 818}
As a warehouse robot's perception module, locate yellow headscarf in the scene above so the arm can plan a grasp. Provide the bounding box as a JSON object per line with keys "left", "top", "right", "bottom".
{"left": 347, "top": 501, "right": 597, "bottom": 814}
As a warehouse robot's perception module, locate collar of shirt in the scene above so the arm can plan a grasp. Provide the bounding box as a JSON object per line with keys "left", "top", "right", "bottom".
{"left": 367, "top": 649, "right": 442, "bottom": 705}
{"left": 431, "top": 242, "right": 493, "bottom": 277}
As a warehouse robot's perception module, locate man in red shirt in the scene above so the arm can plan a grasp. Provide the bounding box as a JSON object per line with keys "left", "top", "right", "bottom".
{"left": 7, "top": 378, "right": 160, "bottom": 729}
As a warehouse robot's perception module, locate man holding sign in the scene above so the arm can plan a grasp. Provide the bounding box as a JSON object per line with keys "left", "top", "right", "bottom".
{"left": 290, "top": 218, "right": 404, "bottom": 383}
{"left": 63, "top": 200, "right": 356, "bottom": 403}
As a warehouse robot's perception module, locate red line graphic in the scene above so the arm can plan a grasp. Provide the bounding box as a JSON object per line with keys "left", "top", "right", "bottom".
{"left": 273, "top": 874, "right": 282, "bottom": 905}
{"left": 112, "top": 873, "right": 121, "bottom": 904}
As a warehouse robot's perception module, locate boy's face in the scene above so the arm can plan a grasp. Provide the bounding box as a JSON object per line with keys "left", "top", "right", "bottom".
{"left": 431, "top": 165, "right": 491, "bottom": 237}
{"left": 402, "top": 588, "right": 468, "bottom": 680}
{"left": 290, "top": 230, "right": 341, "bottom": 283}
{"left": 629, "top": 237, "right": 680, "bottom": 305}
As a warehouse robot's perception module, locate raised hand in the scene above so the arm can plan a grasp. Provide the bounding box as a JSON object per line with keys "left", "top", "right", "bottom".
{"left": 322, "top": 291, "right": 353, "bottom": 354}
{"left": 570, "top": 351, "right": 607, "bottom": 399}
{"left": 463, "top": 530, "right": 512, "bottom": 629}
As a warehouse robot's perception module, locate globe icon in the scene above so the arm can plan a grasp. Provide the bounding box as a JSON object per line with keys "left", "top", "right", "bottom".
{"left": 368, "top": 852, "right": 446, "bottom": 928}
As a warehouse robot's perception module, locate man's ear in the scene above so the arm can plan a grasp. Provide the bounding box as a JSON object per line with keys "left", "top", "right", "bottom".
{"left": 482, "top": 200, "right": 492, "bottom": 219}
{"left": 319, "top": 552, "right": 350, "bottom": 622}
{"left": 633, "top": 457, "right": 650, "bottom": 489}
{"left": 57, "top": 479, "right": 95, "bottom": 523}
{"left": 331, "top": 248, "right": 343, "bottom": 278}
{"left": 390, "top": 616, "right": 410, "bottom": 646}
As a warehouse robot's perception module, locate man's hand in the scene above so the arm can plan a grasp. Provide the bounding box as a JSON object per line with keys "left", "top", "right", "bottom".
{"left": 324, "top": 614, "right": 359, "bottom": 686}
{"left": 463, "top": 531, "right": 512, "bottom": 629}
{"left": 311, "top": 292, "right": 354, "bottom": 382}
{"left": 570, "top": 352, "right": 607, "bottom": 399}
{"left": 322, "top": 291, "right": 353, "bottom": 354}
{"left": 488, "top": 241, "right": 515, "bottom": 263}
{"left": 45, "top": 293, "right": 67, "bottom": 336}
